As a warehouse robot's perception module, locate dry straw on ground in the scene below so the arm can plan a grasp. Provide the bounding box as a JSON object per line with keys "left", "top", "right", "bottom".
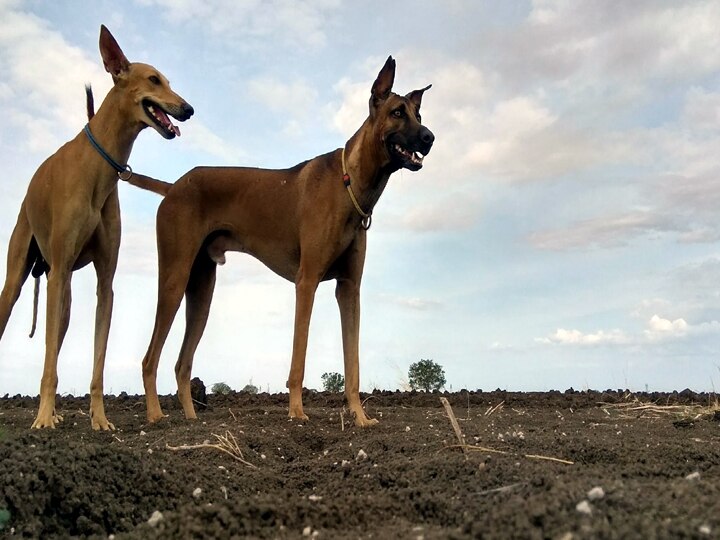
{"left": 167, "top": 430, "right": 257, "bottom": 468}
{"left": 440, "top": 397, "right": 574, "bottom": 465}
{"left": 600, "top": 394, "right": 720, "bottom": 421}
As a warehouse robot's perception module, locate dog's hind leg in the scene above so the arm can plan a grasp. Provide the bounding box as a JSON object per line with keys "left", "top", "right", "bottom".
{"left": 0, "top": 206, "right": 36, "bottom": 339}
{"left": 32, "top": 259, "right": 72, "bottom": 429}
{"left": 175, "top": 251, "right": 217, "bottom": 420}
{"left": 143, "top": 209, "right": 200, "bottom": 422}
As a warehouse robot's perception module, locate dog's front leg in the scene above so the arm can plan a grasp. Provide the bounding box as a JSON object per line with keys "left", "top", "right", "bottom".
{"left": 287, "top": 271, "right": 319, "bottom": 421}
{"left": 335, "top": 234, "right": 378, "bottom": 427}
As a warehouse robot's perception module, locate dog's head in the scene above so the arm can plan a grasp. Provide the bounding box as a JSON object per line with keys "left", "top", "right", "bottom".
{"left": 99, "top": 25, "right": 194, "bottom": 139}
{"left": 369, "top": 56, "right": 434, "bottom": 172}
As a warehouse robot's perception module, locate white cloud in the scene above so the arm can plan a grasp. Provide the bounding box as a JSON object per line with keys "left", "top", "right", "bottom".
{"left": 378, "top": 294, "right": 442, "bottom": 312}
{"left": 179, "top": 121, "right": 247, "bottom": 164}
{"left": 0, "top": 7, "right": 110, "bottom": 153}
{"left": 137, "top": 0, "right": 340, "bottom": 50}
{"left": 392, "top": 192, "right": 481, "bottom": 233}
{"left": 511, "top": 0, "right": 720, "bottom": 83}
{"left": 529, "top": 211, "right": 673, "bottom": 251}
{"left": 644, "top": 315, "right": 688, "bottom": 340}
{"left": 538, "top": 314, "right": 720, "bottom": 347}
{"left": 537, "top": 327, "right": 628, "bottom": 346}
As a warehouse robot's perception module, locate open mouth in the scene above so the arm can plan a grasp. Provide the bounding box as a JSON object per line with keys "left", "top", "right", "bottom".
{"left": 142, "top": 99, "right": 181, "bottom": 139}
{"left": 391, "top": 143, "right": 425, "bottom": 170}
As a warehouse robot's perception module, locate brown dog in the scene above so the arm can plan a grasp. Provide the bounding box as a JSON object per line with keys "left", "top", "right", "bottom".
{"left": 0, "top": 25, "right": 193, "bottom": 429}
{"left": 140, "top": 56, "right": 433, "bottom": 427}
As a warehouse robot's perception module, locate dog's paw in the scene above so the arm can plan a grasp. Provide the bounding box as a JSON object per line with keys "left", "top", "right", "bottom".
{"left": 147, "top": 411, "right": 168, "bottom": 424}
{"left": 91, "top": 417, "right": 116, "bottom": 431}
{"left": 288, "top": 410, "right": 309, "bottom": 422}
{"left": 31, "top": 413, "right": 60, "bottom": 429}
{"left": 354, "top": 416, "right": 379, "bottom": 428}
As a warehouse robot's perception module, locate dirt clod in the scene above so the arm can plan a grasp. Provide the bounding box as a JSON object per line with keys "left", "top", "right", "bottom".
{"left": 1, "top": 390, "right": 719, "bottom": 538}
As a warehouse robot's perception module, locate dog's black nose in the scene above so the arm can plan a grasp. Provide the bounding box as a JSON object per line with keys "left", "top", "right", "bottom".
{"left": 182, "top": 102, "right": 194, "bottom": 119}
{"left": 419, "top": 126, "right": 434, "bottom": 149}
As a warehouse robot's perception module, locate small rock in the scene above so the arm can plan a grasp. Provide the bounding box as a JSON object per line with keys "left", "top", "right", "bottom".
{"left": 302, "top": 526, "right": 312, "bottom": 536}
{"left": 147, "top": 510, "right": 163, "bottom": 527}
{"left": 341, "top": 460, "right": 350, "bottom": 467}
{"left": 192, "top": 487, "right": 202, "bottom": 498}
{"left": 356, "top": 449, "right": 368, "bottom": 461}
{"left": 405, "top": 426, "right": 411, "bottom": 432}
{"left": 190, "top": 377, "right": 207, "bottom": 409}
{"left": 587, "top": 486, "right": 605, "bottom": 500}
{"left": 685, "top": 471, "right": 701, "bottom": 481}
{"left": 308, "top": 494, "right": 322, "bottom": 501}
{"left": 139, "top": 430, "right": 147, "bottom": 436}
{"left": 699, "top": 524, "right": 711, "bottom": 536}
{"left": 575, "top": 500, "right": 592, "bottom": 515}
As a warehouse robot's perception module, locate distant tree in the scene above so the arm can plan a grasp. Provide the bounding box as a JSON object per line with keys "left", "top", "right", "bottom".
{"left": 408, "top": 359, "right": 446, "bottom": 392}
{"left": 211, "top": 382, "right": 232, "bottom": 395}
{"left": 241, "top": 381, "right": 259, "bottom": 394}
{"left": 321, "top": 372, "right": 345, "bottom": 393}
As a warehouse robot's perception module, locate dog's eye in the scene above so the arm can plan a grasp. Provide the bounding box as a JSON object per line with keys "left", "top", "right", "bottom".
{"left": 416, "top": 114, "right": 422, "bottom": 122}
{"left": 149, "top": 75, "right": 161, "bottom": 85}
{"left": 393, "top": 109, "right": 404, "bottom": 118}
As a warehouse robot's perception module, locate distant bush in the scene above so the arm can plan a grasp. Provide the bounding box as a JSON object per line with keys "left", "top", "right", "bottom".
{"left": 241, "top": 382, "right": 259, "bottom": 394}
{"left": 321, "top": 372, "right": 345, "bottom": 393}
{"left": 408, "top": 359, "right": 446, "bottom": 392}
{"left": 211, "top": 382, "right": 232, "bottom": 395}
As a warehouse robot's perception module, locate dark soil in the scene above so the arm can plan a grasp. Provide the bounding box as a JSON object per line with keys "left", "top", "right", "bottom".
{"left": 1, "top": 389, "right": 719, "bottom": 539}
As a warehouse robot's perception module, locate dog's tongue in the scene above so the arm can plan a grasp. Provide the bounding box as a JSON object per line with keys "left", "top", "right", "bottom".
{"left": 154, "top": 107, "right": 181, "bottom": 136}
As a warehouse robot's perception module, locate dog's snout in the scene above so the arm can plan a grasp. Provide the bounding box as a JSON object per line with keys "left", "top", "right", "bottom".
{"left": 419, "top": 126, "right": 435, "bottom": 150}
{"left": 181, "top": 102, "right": 194, "bottom": 120}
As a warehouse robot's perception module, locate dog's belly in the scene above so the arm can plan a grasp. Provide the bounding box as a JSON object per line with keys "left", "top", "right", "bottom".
{"left": 205, "top": 233, "right": 299, "bottom": 282}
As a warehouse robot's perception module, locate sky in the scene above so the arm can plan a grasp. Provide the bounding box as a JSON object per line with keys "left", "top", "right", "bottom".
{"left": 1, "top": 0, "right": 720, "bottom": 398}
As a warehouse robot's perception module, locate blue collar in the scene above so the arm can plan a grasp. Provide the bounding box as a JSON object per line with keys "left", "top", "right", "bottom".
{"left": 83, "top": 124, "right": 132, "bottom": 180}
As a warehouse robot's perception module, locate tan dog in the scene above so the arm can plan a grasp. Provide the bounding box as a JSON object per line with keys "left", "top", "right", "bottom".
{"left": 139, "top": 56, "right": 433, "bottom": 427}
{"left": 0, "top": 25, "right": 193, "bottom": 430}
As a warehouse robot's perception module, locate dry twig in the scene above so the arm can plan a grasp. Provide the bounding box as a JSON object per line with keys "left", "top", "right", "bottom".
{"left": 476, "top": 482, "right": 524, "bottom": 496}
{"left": 484, "top": 401, "right": 504, "bottom": 416}
{"left": 440, "top": 397, "right": 467, "bottom": 460}
{"left": 600, "top": 398, "right": 720, "bottom": 421}
{"left": 439, "top": 398, "right": 573, "bottom": 465}
{"left": 167, "top": 430, "right": 257, "bottom": 468}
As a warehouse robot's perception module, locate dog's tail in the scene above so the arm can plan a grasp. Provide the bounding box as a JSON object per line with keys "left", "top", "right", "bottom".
{"left": 28, "top": 252, "right": 48, "bottom": 339}
{"left": 124, "top": 174, "right": 173, "bottom": 196}
{"left": 85, "top": 84, "right": 173, "bottom": 197}
{"left": 86, "top": 83, "right": 95, "bottom": 120}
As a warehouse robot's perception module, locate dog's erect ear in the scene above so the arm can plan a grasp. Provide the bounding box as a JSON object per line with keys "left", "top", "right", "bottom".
{"left": 406, "top": 84, "right": 432, "bottom": 111}
{"left": 370, "top": 56, "right": 396, "bottom": 111}
{"left": 99, "top": 25, "right": 130, "bottom": 81}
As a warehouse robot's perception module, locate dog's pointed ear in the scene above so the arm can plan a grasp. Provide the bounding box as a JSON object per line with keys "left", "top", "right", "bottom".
{"left": 370, "top": 56, "right": 396, "bottom": 111}
{"left": 406, "top": 84, "right": 431, "bottom": 111}
{"left": 99, "top": 25, "right": 130, "bottom": 82}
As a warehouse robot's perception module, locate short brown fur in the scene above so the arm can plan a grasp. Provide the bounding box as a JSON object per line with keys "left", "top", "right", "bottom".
{"left": 0, "top": 25, "right": 193, "bottom": 429}
{"left": 140, "top": 57, "right": 434, "bottom": 427}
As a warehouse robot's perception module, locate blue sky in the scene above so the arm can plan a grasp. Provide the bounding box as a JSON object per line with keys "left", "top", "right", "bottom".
{"left": 1, "top": 0, "right": 720, "bottom": 397}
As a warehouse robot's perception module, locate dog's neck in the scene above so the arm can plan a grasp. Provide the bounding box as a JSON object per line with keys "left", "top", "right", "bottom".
{"left": 86, "top": 85, "right": 143, "bottom": 171}
{"left": 342, "top": 118, "right": 398, "bottom": 215}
